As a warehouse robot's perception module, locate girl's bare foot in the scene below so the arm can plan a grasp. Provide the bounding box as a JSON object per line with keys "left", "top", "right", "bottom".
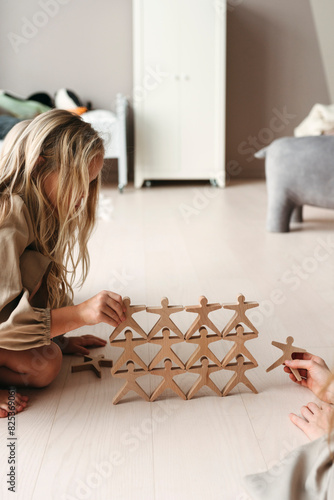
{"left": 289, "top": 402, "right": 334, "bottom": 440}
{"left": 0, "top": 389, "right": 28, "bottom": 418}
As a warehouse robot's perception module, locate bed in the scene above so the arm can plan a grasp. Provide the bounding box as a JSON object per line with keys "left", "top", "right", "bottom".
{"left": 0, "top": 93, "right": 128, "bottom": 192}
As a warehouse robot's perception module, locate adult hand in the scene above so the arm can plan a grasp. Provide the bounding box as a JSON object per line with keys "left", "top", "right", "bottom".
{"left": 284, "top": 353, "right": 334, "bottom": 404}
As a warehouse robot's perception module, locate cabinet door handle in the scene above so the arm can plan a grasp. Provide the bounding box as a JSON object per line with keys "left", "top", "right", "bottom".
{"left": 174, "top": 74, "right": 180, "bottom": 80}
{"left": 182, "top": 74, "right": 190, "bottom": 81}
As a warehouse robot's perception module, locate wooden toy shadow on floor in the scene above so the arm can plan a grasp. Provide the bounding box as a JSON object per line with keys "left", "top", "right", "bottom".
{"left": 266, "top": 336, "right": 306, "bottom": 382}
{"left": 71, "top": 355, "right": 113, "bottom": 379}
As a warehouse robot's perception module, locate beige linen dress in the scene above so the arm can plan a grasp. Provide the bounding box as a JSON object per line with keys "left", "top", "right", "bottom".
{"left": 0, "top": 195, "right": 52, "bottom": 351}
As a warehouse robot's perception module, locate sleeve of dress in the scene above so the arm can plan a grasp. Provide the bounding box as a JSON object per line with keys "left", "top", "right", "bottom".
{"left": 0, "top": 199, "right": 52, "bottom": 351}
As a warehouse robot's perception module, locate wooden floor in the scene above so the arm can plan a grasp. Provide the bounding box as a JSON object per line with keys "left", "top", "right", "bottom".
{"left": 1, "top": 180, "right": 334, "bottom": 500}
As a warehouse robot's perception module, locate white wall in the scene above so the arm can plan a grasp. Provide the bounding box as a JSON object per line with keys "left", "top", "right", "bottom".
{"left": 309, "top": 0, "right": 334, "bottom": 104}
{"left": 0, "top": 0, "right": 133, "bottom": 111}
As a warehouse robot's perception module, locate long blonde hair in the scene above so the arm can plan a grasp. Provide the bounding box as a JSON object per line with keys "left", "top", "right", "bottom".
{"left": 0, "top": 109, "right": 104, "bottom": 308}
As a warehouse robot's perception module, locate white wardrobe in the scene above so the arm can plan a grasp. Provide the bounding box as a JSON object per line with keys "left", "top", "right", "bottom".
{"left": 133, "top": 0, "right": 226, "bottom": 188}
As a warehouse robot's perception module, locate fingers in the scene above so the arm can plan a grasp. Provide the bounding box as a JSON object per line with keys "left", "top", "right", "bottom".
{"left": 283, "top": 365, "right": 307, "bottom": 380}
{"left": 289, "top": 412, "right": 310, "bottom": 433}
{"left": 75, "top": 345, "right": 90, "bottom": 355}
{"left": 306, "top": 402, "right": 321, "bottom": 414}
{"left": 285, "top": 359, "right": 313, "bottom": 371}
{"left": 80, "top": 335, "right": 107, "bottom": 347}
{"left": 102, "top": 304, "right": 121, "bottom": 324}
{"left": 105, "top": 293, "right": 126, "bottom": 322}
{"left": 300, "top": 405, "right": 316, "bottom": 421}
{"left": 292, "top": 352, "right": 313, "bottom": 361}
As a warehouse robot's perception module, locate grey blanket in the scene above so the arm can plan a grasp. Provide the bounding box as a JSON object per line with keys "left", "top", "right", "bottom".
{"left": 244, "top": 435, "right": 334, "bottom": 500}
{"left": 0, "top": 115, "right": 20, "bottom": 140}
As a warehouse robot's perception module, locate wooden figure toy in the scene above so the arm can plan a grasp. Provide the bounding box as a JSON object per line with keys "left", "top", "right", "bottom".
{"left": 222, "top": 294, "right": 259, "bottom": 337}
{"left": 109, "top": 296, "right": 147, "bottom": 342}
{"left": 147, "top": 297, "right": 184, "bottom": 339}
{"left": 150, "top": 359, "right": 186, "bottom": 401}
{"left": 221, "top": 324, "right": 258, "bottom": 367}
{"left": 185, "top": 326, "right": 222, "bottom": 369}
{"left": 185, "top": 296, "right": 222, "bottom": 339}
{"left": 222, "top": 355, "right": 258, "bottom": 396}
{"left": 111, "top": 330, "right": 148, "bottom": 374}
{"left": 187, "top": 357, "right": 222, "bottom": 399}
{"left": 148, "top": 328, "right": 185, "bottom": 370}
{"left": 266, "top": 336, "right": 306, "bottom": 382}
{"left": 112, "top": 361, "right": 149, "bottom": 404}
{"left": 71, "top": 354, "right": 113, "bottom": 379}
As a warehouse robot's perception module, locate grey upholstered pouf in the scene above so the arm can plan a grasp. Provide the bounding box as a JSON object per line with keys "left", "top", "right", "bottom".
{"left": 255, "top": 136, "right": 334, "bottom": 232}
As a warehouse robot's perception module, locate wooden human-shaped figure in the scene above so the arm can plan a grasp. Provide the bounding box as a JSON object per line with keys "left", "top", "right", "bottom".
{"left": 147, "top": 297, "right": 184, "bottom": 339}
{"left": 266, "top": 336, "right": 306, "bottom": 382}
{"left": 221, "top": 324, "right": 258, "bottom": 368}
{"left": 148, "top": 328, "right": 185, "bottom": 370}
{"left": 111, "top": 330, "right": 148, "bottom": 374}
{"left": 185, "top": 327, "right": 222, "bottom": 369}
{"left": 222, "top": 354, "right": 258, "bottom": 396}
{"left": 222, "top": 294, "right": 259, "bottom": 337}
{"left": 185, "top": 296, "right": 222, "bottom": 340}
{"left": 112, "top": 361, "right": 149, "bottom": 404}
{"left": 150, "top": 359, "right": 186, "bottom": 401}
{"left": 109, "top": 296, "right": 147, "bottom": 342}
{"left": 71, "top": 355, "right": 113, "bottom": 379}
{"left": 187, "top": 356, "right": 222, "bottom": 399}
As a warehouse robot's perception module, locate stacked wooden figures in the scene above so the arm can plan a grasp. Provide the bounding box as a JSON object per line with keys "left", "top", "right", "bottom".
{"left": 109, "top": 294, "right": 260, "bottom": 404}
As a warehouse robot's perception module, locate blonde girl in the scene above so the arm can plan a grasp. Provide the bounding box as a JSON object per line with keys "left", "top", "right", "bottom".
{"left": 0, "top": 110, "right": 126, "bottom": 417}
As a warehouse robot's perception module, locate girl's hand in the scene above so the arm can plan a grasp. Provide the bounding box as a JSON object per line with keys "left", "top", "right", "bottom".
{"left": 76, "top": 291, "right": 126, "bottom": 328}
{"left": 60, "top": 335, "right": 107, "bottom": 355}
{"left": 284, "top": 353, "right": 334, "bottom": 404}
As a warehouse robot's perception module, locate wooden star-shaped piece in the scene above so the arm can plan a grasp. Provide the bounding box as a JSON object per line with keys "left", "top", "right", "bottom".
{"left": 71, "top": 354, "right": 113, "bottom": 378}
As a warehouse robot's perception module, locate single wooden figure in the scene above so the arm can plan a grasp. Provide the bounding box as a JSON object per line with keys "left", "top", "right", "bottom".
{"left": 111, "top": 330, "right": 148, "bottom": 374}
{"left": 185, "top": 296, "right": 222, "bottom": 339}
{"left": 71, "top": 354, "right": 113, "bottom": 378}
{"left": 187, "top": 357, "right": 222, "bottom": 399}
{"left": 221, "top": 324, "right": 258, "bottom": 367}
{"left": 147, "top": 297, "right": 184, "bottom": 339}
{"left": 148, "top": 328, "right": 185, "bottom": 370}
{"left": 222, "top": 294, "right": 259, "bottom": 337}
{"left": 112, "top": 361, "right": 149, "bottom": 404}
{"left": 109, "top": 296, "right": 147, "bottom": 341}
{"left": 185, "top": 326, "right": 222, "bottom": 369}
{"left": 266, "top": 336, "right": 306, "bottom": 382}
{"left": 150, "top": 359, "right": 186, "bottom": 401}
{"left": 222, "top": 355, "right": 258, "bottom": 396}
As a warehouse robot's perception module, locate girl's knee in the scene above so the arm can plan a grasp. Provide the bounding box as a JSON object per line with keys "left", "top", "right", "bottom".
{"left": 29, "top": 343, "right": 63, "bottom": 388}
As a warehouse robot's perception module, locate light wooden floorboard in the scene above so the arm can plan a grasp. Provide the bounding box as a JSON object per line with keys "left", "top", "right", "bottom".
{"left": 1, "top": 180, "right": 334, "bottom": 500}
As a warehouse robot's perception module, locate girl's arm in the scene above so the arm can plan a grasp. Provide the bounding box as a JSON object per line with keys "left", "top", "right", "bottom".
{"left": 50, "top": 290, "right": 126, "bottom": 337}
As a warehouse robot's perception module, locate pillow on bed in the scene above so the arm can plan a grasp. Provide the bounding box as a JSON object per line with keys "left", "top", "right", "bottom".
{"left": 0, "top": 105, "right": 15, "bottom": 116}
{"left": 0, "top": 92, "right": 50, "bottom": 119}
